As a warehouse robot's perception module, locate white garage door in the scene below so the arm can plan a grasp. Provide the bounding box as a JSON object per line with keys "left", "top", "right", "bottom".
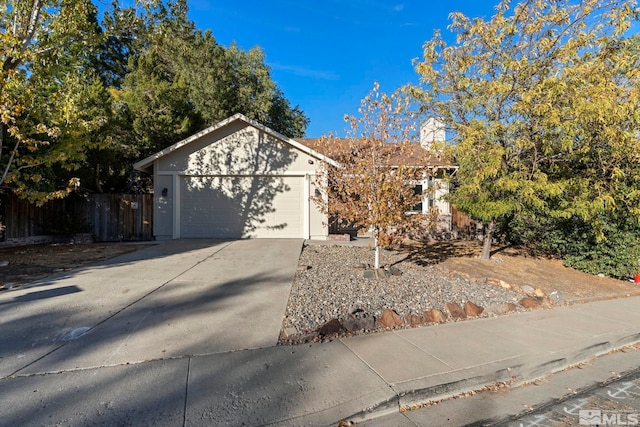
{"left": 179, "top": 176, "right": 303, "bottom": 238}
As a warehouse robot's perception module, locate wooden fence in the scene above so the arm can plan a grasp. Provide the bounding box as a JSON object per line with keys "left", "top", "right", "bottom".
{"left": 0, "top": 193, "right": 153, "bottom": 243}
{"left": 450, "top": 205, "right": 480, "bottom": 239}
{"left": 451, "top": 206, "right": 472, "bottom": 230}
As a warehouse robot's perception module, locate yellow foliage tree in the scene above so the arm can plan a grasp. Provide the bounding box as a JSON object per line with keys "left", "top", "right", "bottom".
{"left": 408, "top": 0, "right": 640, "bottom": 259}
{"left": 314, "top": 84, "right": 436, "bottom": 269}
{"left": 0, "top": 0, "right": 109, "bottom": 204}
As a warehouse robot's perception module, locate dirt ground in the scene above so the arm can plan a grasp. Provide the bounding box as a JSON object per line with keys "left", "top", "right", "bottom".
{"left": 0, "top": 243, "right": 150, "bottom": 289}
{"left": 399, "top": 240, "right": 640, "bottom": 303}
{"left": 2, "top": 240, "right": 639, "bottom": 303}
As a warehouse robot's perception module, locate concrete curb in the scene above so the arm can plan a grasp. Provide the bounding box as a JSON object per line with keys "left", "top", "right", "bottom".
{"left": 342, "top": 331, "right": 640, "bottom": 423}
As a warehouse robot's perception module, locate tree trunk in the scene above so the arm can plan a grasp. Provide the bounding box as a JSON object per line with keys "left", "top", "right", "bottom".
{"left": 374, "top": 233, "right": 380, "bottom": 269}
{"left": 481, "top": 219, "right": 495, "bottom": 260}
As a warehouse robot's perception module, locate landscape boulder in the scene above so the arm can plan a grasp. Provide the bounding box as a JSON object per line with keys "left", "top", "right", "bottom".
{"left": 519, "top": 297, "right": 541, "bottom": 309}
{"left": 407, "top": 314, "right": 425, "bottom": 327}
{"left": 317, "top": 319, "right": 343, "bottom": 336}
{"left": 445, "top": 302, "right": 467, "bottom": 320}
{"left": 343, "top": 316, "right": 376, "bottom": 333}
{"left": 424, "top": 308, "right": 447, "bottom": 324}
{"left": 463, "top": 301, "right": 484, "bottom": 317}
{"left": 378, "top": 309, "right": 403, "bottom": 328}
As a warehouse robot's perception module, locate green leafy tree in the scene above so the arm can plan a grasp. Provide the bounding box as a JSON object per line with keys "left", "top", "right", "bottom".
{"left": 121, "top": 50, "right": 201, "bottom": 158}
{"left": 173, "top": 28, "right": 309, "bottom": 137}
{"left": 1, "top": 0, "right": 309, "bottom": 199}
{"left": 99, "top": 0, "right": 308, "bottom": 193}
{"left": 409, "top": 0, "right": 640, "bottom": 259}
{"left": 0, "top": 0, "right": 110, "bottom": 203}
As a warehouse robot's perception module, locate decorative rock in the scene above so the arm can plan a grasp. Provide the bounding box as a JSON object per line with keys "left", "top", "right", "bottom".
{"left": 296, "top": 264, "right": 311, "bottom": 271}
{"left": 317, "top": 319, "right": 343, "bottom": 336}
{"left": 407, "top": 314, "right": 425, "bottom": 327}
{"left": 484, "top": 302, "right": 519, "bottom": 315}
{"left": 520, "top": 285, "right": 535, "bottom": 294}
{"left": 499, "top": 280, "right": 512, "bottom": 290}
{"left": 487, "top": 278, "right": 501, "bottom": 287}
{"left": 464, "top": 301, "right": 484, "bottom": 317}
{"left": 424, "top": 308, "right": 447, "bottom": 323}
{"left": 533, "top": 288, "right": 545, "bottom": 298}
{"left": 284, "top": 327, "right": 299, "bottom": 338}
{"left": 549, "top": 291, "right": 563, "bottom": 304}
{"left": 519, "top": 297, "right": 541, "bottom": 309}
{"left": 282, "top": 244, "right": 530, "bottom": 344}
{"left": 343, "top": 316, "right": 375, "bottom": 333}
{"left": 445, "top": 302, "right": 467, "bottom": 320}
{"left": 484, "top": 303, "right": 506, "bottom": 315}
{"left": 388, "top": 266, "right": 403, "bottom": 276}
{"left": 363, "top": 270, "right": 375, "bottom": 279}
{"left": 378, "top": 309, "right": 403, "bottom": 328}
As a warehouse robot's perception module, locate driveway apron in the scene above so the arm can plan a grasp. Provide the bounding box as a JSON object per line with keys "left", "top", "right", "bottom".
{"left": 0, "top": 239, "right": 303, "bottom": 376}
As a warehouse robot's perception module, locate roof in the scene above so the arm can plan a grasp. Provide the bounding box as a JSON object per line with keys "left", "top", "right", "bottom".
{"left": 133, "top": 113, "right": 339, "bottom": 171}
{"left": 294, "top": 138, "right": 456, "bottom": 169}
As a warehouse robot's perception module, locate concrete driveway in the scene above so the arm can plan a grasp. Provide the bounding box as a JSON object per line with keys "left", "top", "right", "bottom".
{"left": 0, "top": 239, "right": 303, "bottom": 377}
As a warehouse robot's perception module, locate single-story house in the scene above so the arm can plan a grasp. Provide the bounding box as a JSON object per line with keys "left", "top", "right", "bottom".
{"left": 133, "top": 113, "right": 337, "bottom": 240}
{"left": 295, "top": 118, "right": 457, "bottom": 233}
{"left": 134, "top": 114, "right": 457, "bottom": 240}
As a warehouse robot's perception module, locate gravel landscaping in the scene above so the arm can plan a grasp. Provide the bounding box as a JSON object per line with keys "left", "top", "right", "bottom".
{"left": 280, "top": 243, "right": 533, "bottom": 344}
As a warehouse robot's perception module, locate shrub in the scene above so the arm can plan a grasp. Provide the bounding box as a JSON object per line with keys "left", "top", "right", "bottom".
{"left": 500, "top": 211, "right": 640, "bottom": 280}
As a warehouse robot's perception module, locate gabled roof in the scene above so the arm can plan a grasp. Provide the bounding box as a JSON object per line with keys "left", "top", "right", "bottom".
{"left": 294, "top": 138, "right": 457, "bottom": 169}
{"left": 133, "top": 113, "right": 339, "bottom": 171}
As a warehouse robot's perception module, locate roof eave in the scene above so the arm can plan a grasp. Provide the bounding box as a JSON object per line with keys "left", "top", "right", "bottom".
{"left": 133, "top": 113, "right": 339, "bottom": 171}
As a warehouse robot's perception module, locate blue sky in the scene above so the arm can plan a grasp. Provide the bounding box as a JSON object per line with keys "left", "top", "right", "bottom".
{"left": 185, "top": 1, "right": 500, "bottom": 137}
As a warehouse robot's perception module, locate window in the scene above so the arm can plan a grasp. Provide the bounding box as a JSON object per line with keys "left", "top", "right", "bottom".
{"left": 410, "top": 184, "right": 423, "bottom": 212}
{"left": 428, "top": 177, "right": 436, "bottom": 209}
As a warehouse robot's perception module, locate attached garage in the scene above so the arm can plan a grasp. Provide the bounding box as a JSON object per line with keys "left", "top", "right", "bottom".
{"left": 179, "top": 175, "right": 303, "bottom": 239}
{"left": 133, "top": 114, "right": 335, "bottom": 240}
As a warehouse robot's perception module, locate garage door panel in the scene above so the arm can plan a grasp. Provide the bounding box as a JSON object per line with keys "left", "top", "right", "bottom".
{"left": 180, "top": 176, "right": 303, "bottom": 238}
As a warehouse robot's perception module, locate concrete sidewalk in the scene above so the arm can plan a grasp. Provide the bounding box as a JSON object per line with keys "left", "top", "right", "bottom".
{"left": 1, "top": 292, "right": 639, "bottom": 425}
{"left": 0, "top": 242, "right": 640, "bottom": 426}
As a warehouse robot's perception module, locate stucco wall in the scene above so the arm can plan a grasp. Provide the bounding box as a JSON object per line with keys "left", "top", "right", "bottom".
{"left": 309, "top": 180, "right": 328, "bottom": 239}
{"left": 150, "top": 121, "right": 329, "bottom": 239}
{"left": 153, "top": 174, "right": 174, "bottom": 240}
{"left": 156, "top": 125, "right": 319, "bottom": 175}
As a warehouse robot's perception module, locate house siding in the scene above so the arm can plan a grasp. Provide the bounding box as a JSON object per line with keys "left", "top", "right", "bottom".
{"left": 149, "top": 120, "right": 328, "bottom": 240}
